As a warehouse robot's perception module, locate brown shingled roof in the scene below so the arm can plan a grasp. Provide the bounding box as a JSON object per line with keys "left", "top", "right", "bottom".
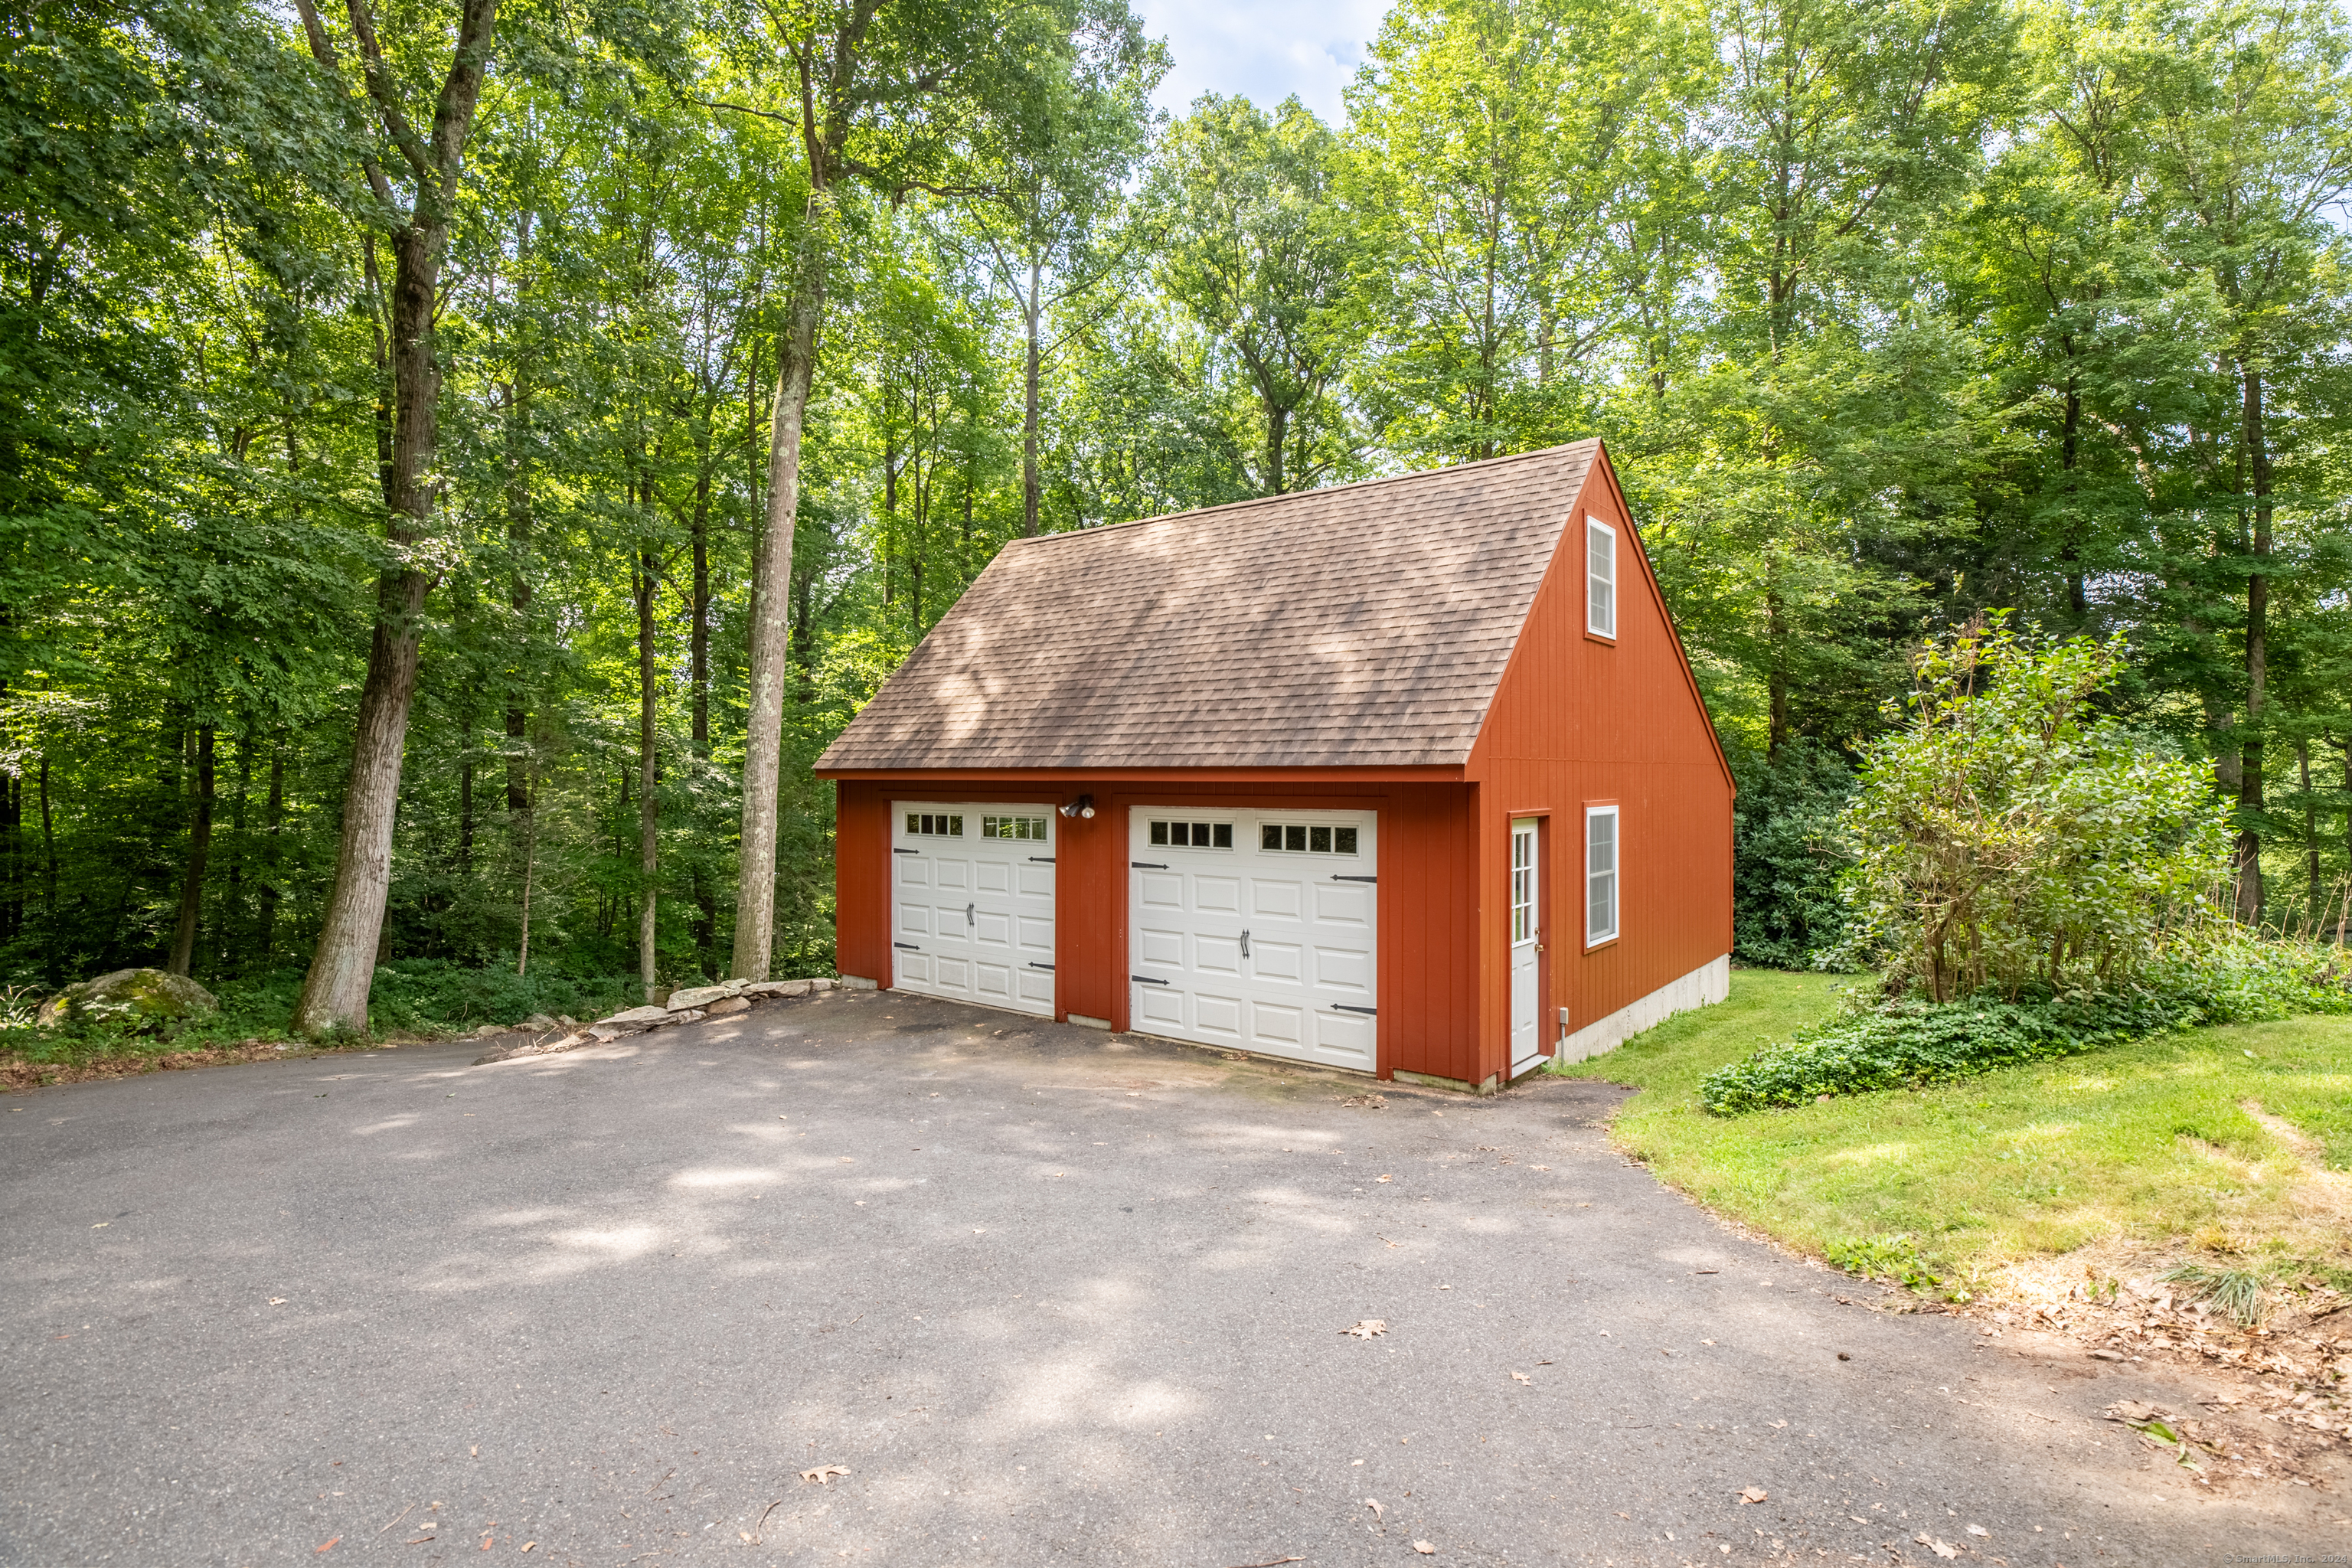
{"left": 815, "top": 440, "right": 1602, "bottom": 771}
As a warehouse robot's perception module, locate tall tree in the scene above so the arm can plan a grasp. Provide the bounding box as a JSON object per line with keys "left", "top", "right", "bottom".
{"left": 1146, "top": 95, "right": 1354, "bottom": 494}
{"left": 289, "top": 0, "right": 503, "bottom": 1034}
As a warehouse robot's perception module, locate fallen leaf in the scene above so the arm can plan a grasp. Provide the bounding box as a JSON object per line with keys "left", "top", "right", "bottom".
{"left": 1511, "top": 1370, "right": 1530, "bottom": 1383}
{"left": 1413, "top": 1543, "right": 1436, "bottom": 1556}
{"left": 1341, "top": 1319, "right": 1388, "bottom": 1338}
{"left": 521, "top": 1546, "right": 536, "bottom": 1554}
{"left": 801, "top": 1465, "right": 850, "bottom": 1485}
{"left": 269, "top": 1298, "right": 287, "bottom": 1306}
{"left": 1965, "top": 1525, "right": 1989, "bottom": 1537}
{"left": 1769, "top": 1419, "right": 1787, "bottom": 1429}
{"left": 1740, "top": 1487, "right": 1768, "bottom": 1504}
{"left": 1377, "top": 1174, "right": 1393, "bottom": 1183}
{"left": 91, "top": 1222, "right": 108, "bottom": 1229}
{"left": 1365, "top": 1499, "right": 1384, "bottom": 1521}
{"left": 1614, "top": 1511, "right": 1628, "bottom": 1519}
{"left": 1916, "top": 1533, "right": 1960, "bottom": 1560}
{"left": 315, "top": 1540, "right": 339, "bottom": 1554}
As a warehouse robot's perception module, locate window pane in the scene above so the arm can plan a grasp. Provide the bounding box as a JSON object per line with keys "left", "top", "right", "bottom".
{"left": 1262, "top": 825, "right": 1281, "bottom": 851}
{"left": 906, "top": 813, "right": 919, "bottom": 835}
{"left": 1334, "top": 826, "right": 1357, "bottom": 854}
{"left": 1191, "top": 822, "right": 1208, "bottom": 845}
{"left": 1285, "top": 825, "right": 1307, "bottom": 852}
{"left": 1309, "top": 825, "right": 1331, "bottom": 853}
{"left": 1151, "top": 821, "right": 1168, "bottom": 845}
{"left": 1214, "top": 823, "right": 1233, "bottom": 848}
{"left": 948, "top": 815, "right": 962, "bottom": 836}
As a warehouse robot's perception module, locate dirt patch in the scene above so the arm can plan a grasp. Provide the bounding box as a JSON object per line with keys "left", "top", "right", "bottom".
{"left": 1, "top": 1037, "right": 394, "bottom": 1092}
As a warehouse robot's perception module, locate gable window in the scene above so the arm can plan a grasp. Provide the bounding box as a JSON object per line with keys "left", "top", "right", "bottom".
{"left": 1585, "top": 805, "right": 1619, "bottom": 946}
{"left": 1586, "top": 518, "right": 1616, "bottom": 639}
{"left": 1149, "top": 820, "right": 1233, "bottom": 848}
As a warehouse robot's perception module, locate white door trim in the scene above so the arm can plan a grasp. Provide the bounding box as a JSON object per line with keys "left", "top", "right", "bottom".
{"left": 1509, "top": 817, "right": 1543, "bottom": 1076}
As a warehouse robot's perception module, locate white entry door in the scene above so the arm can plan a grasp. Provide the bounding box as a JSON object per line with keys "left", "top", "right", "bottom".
{"left": 1129, "top": 808, "right": 1377, "bottom": 1071}
{"left": 1510, "top": 818, "right": 1544, "bottom": 1076}
{"left": 891, "top": 802, "right": 1056, "bottom": 1017}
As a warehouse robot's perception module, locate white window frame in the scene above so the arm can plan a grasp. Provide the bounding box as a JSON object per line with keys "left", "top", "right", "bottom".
{"left": 1586, "top": 517, "right": 1617, "bottom": 639}
{"left": 1584, "top": 805, "right": 1619, "bottom": 946}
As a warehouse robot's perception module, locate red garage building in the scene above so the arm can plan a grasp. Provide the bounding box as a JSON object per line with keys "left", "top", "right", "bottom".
{"left": 815, "top": 440, "right": 1733, "bottom": 1091}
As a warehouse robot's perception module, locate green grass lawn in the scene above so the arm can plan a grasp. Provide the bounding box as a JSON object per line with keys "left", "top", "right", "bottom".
{"left": 1557, "top": 969, "right": 2352, "bottom": 1296}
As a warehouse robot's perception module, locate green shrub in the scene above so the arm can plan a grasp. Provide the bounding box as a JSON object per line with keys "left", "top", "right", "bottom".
{"left": 1698, "top": 991, "right": 2200, "bottom": 1113}
{"left": 1700, "top": 927, "right": 2352, "bottom": 1115}
{"left": 1730, "top": 740, "right": 1857, "bottom": 969}
{"left": 1825, "top": 618, "right": 2233, "bottom": 1001}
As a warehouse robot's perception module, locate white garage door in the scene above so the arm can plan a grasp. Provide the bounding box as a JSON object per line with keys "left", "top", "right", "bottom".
{"left": 892, "top": 802, "right": 1057, "bottom": 1017}
{"left": 1129, "top": 808, "right": 1377, "bottom": 1071}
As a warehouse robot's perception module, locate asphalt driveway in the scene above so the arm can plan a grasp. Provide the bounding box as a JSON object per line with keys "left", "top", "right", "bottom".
{"left": 2, "top": 988, "right": 2340, "bottom": 1566}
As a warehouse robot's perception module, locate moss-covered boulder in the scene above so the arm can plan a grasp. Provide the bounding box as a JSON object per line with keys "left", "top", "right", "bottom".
{"left": 36, "top": 969, "right": 220, "bottom": 1031}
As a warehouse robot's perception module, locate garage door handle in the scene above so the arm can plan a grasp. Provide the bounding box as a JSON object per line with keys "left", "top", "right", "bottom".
{"left": 1331, "top": 1004, "right": 1377, "bottom": 1016}
{"left": 894, "top": 942, "right": 920, "bottom": 951}
{"left": 1331, "top": 874, "right": 1377, "bottom": 884}
{"left": 1130, "top": 861, "right": 1168, "bottom": 869}
{"left": 1130, "top": 975, "right": 1170, "bottom": 985}
{"left": 893, "top": 848, "right": 918, "bottom": 855}
{"left": 1240, "top": 929, "right": 1250, "bottom": 959}
{"left": 1027, "top": 962, "right": 1054, "bottom": 972}
{"left": 1028, "top": 856, "right": 1054, "bottom": 864}
{"left": 966, "top": 903, "right": 975, "bottom": 926}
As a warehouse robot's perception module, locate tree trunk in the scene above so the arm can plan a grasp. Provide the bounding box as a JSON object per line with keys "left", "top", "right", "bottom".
{"left": 731, "top": 211, "right": 828, "bottom": 982}
{"left": 295, "top": 227, "right": 442, "bottom": 1036}
{"left": 690, "top": 459, "right": 710, "bottom": 752}
{"left": 638, "top": 547, "right": 660, "bottom": 1002}
{"left": 457, "top": 696, "right": 475, "bottom": 877}
{"left": 1021, "top": 255, "right": 1042, "bottom": 537}
{"left": 38, "top": 753, "right": 58, "bottom": 986}
{"left": 1266, "top": 402, "right": 1287, "bottom": 496}
{"left": 258, "top": 743, "right": 283, "bottom": 965}
{"left": 290, "top": 0, "right": 500, "bottom": 1036}
{"left": 2299, "top": 740, "right": 2320, "bottom": 920}
{"left": 2233, "top": 364, "right": 2271, "bottom": 925}
{"left": 168, "top": 726, "right": 215, "bottom": 977}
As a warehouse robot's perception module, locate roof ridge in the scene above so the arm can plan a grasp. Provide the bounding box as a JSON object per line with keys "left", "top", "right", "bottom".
{"left": 1006, "top": 439, "right": 1602, "bottom": 547}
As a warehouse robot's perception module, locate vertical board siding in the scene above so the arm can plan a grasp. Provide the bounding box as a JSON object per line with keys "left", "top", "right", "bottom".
{"left": 833, "top": 782, "right": 892, "bottom": 984}
{"left": 1465, "top": 460, "right": 1736, "bottom": 1085}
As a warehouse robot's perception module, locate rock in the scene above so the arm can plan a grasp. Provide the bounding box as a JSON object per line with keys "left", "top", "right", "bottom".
{"left": 36, "top": 969, "right": 220, "bottom": 1031}
{"left": 666, "top": 1008, "right": 707, "bottom": 1026}
{"left": 740, "top": 980, "right": 795, "bottom": 998}
{"left": 704, "top": 996, "right": 750, "bottom": 1017}
{"left": 519, "top": 1013, "right": 558, "bottom": 1032}
{"left": 667, "top": 981, "right": 746, "bottom": 1012}
{"left": 472, "top": 1022, "right": 508, "bottom": 1039}
{"left": 597, "top": 1004, "right": 670, "bottom": 1028}
{"left": 557, "top": 1015, "right": 578, "bottom": 1028}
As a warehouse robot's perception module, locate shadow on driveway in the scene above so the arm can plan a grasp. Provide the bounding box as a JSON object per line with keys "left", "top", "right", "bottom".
{"left": 2, "top": 987, "right": 2338, "bottom": 1565}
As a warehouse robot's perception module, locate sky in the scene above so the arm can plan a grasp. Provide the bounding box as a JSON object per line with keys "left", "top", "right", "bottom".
{"left": 1132, "top": 0, "right": 1390, "bottom": 127}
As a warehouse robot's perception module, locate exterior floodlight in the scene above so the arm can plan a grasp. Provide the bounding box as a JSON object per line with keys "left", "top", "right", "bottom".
{"left": 1059, "top": 794, "right": 1096, "bottom": 820}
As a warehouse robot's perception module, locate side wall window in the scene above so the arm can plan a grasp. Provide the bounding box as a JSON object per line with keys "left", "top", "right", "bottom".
{"left": 1586, "top": 805, "right": 1619, "bottom": 945}
{"left": 1586, "top": 518, "right": 1616, "bottom": 639}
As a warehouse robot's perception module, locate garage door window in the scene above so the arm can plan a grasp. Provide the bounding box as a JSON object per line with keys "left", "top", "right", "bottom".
{"left": 1260, "top": 823, "right": 1358, "bottom": 854}
{"left": 906, "top": 812, "right": 964, "bottom": 837}
{"left": 1149, "top": 820, "right": 1233, "bottom": 848}
{"left": 982, "top": 815, "right": 1049, "bottom": 840}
